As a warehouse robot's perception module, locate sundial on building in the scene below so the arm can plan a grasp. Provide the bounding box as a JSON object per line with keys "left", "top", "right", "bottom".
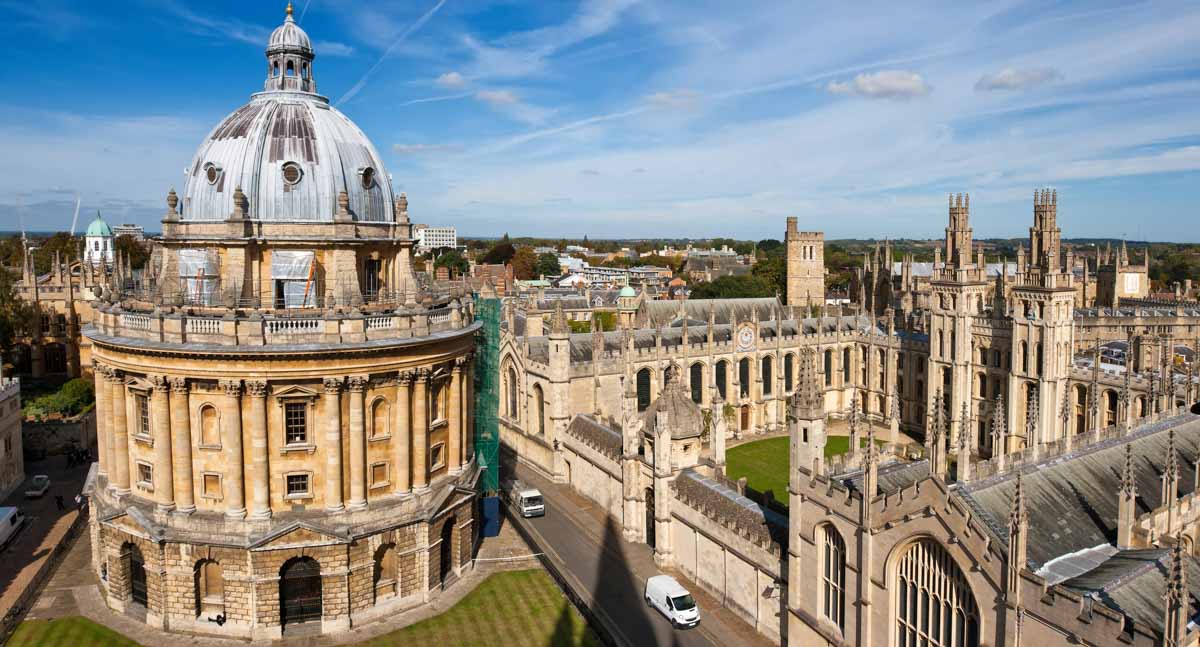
{"left": 736, "top": 324, "right": 756, "bottom": 352}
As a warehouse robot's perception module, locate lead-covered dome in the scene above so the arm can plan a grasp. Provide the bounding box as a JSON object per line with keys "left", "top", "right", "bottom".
{"left": 179, "top": 5, "right": 395, "bottom": 224}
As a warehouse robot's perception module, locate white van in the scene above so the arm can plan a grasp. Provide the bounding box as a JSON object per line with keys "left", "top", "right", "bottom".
{"left": 644, "top": 575, "right": 700, "bottom": 628}
{"left": 509, "top": 480, "right": 544, "bottom": 518}
{"left": 0, "top": 507, "right": 27, "bottom": 550}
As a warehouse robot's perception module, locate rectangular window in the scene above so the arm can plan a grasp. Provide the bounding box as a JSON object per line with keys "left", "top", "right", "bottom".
{"left": 137, "top": 462, "right": 152, "bottom": 488}
{"left": 136, "top": 393, "right": 150, "bottom": 436}
{"left": 202, "top": 473, "right": 221, "bottom": 498}
{"left": 371, "top": 462, "right": 388, "bottom": 487}
{"left": 284, "top": 402, "right": 307, "bottom": 444}
{"left": 286, "top": 474, "right": 310, "bottom": 497}
{"left": 430, "top": 443, "right": 446, "bottom": 471}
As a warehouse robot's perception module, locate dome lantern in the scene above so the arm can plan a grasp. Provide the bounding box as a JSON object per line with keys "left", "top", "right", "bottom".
{"left": 265, "top": 3, "right": 316, "bottom": 94}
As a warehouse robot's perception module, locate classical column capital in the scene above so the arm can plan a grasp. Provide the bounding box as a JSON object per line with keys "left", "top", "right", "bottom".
{"left": 347, "top": 376, "right": 369, "bottom": 392}
{"left": 150, "top": 375, "right": 170, "bottom": 392}
{"left": 169, "top": 377, "right": 189, "bottom": 394}
{"left": 414, "top": 367, "right": 431, "bottom": 383}
{"left": 107, "top": 368, "right": 124, "bottom": 384}
{"left": 452, "top": 357, "right": 467, "bottom": 373}
{"left": 220, "top": 380, "right": 242, "bottom": 397}
{"left": 93, "top": 361, "right": 108, "bottom": 376}
{"left": 398, "top": 370, "right": 414, "bottom": 386}
{"left": 323, "top": 377, "right": 344, "bottom": 394}
{"left": 245, "top": 380, "right": 268, "bottom": 398}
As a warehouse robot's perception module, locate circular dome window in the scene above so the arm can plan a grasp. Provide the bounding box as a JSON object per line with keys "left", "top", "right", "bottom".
{"left": 361, "top": 167, "right": 375, "bottom": 189}
{"left": 204, "top": 163, "right": 220, "bottom": 185}
{"left": 282, "top": 162, "right": 303, "bottom": 185}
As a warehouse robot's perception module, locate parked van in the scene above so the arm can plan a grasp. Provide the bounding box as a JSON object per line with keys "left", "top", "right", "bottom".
{"left": 644, "top": 575, "right": 700, "bottom": 628}
{"left": 0, "top": 507, "right": 27, "bottom": 550}
{"left": 505, "top": 480, "right": 545, "bottom": 518}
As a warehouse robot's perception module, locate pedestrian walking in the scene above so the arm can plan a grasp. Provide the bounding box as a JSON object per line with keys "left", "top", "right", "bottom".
{"left": 55, "top": 495, "right": 64, "bottom": 511}
{"left": 75, "top": 494, "right": 84, "bottom": 511}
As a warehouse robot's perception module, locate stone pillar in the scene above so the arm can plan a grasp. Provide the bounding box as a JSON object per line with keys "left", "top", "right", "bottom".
{"left": 168, "top": 377, "right": 195, "bottom": 514}
{"left": 323, "top": 378, "right": 345, "bottom": 512}
{"left": 94, "top": 364, "right": 110, "bottom": 479}
{"left": 464, "top": 357, "right": 474, "bottom": 463}
{"left": 109, "top": 369, "right": 130, "bottom": 495}
{"left": 220, "top": 380, "right": 246, "bottom": 519}
{"left": 412, "top": 368, "right": 430, "bottom": 492}
{"left": 347, "top": 376, "right": 368, "bottom": 510}
{"left": 448, "top": 361, "right": 463, "bottom": 473}
{"left": 394, "top": 371, "right": 413, "bottom": 494}
{"left": 246, "top": 381, "right": 271, "bottom": 520}
{"left": 150, "top": 376, "right": 174, "bottom": 512}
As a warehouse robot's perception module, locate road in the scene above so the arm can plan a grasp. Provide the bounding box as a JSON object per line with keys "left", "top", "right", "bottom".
{"left": 509, "top": 465, "right": 773, "bottom": 647}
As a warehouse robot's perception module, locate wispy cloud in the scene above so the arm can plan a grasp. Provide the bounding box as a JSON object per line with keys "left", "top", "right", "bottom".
{"left": 316, "top": 40, "right": 355, "bottom": 57}
{"left": 475, "top": 89, "right": 518, "bottom": 105}
{"left": 827, "top": 70, "right": 931, "bottom": 99}
{"left": 975, "top": 66, "right": 1063, "bottom": 92}
{"left": 336, "top": 0, "right": 448, "bottom": 106}
{"left": 160, "top": 0, "right": 269, "bottom": 46}
{"left": 436, "top": 71, "right": 466, "bottom": 88}
{"left": 646, "top": 89, "right": 701, "bottom": 109}
{"left": 400, "top": 92, "right": 472, "bottom": 107}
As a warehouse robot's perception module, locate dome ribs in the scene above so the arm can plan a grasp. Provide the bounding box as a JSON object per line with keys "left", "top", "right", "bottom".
{"left": 268, "top": 104, "right": 318, "bottom": 164}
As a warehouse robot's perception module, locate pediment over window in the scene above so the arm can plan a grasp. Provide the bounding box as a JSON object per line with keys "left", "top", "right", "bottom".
{"left": 272, "top": 384, "right": 320, "bottom": 400}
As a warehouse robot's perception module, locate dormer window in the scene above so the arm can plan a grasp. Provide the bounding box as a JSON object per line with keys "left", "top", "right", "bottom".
{"left": 282, "top": 162, "right": 302, "bottom": 185}
{"left": 204, "top": 162, "right": 222, "bottom": 185}
{"left": 360, "top": 167, "right": 376, "bottom": 189}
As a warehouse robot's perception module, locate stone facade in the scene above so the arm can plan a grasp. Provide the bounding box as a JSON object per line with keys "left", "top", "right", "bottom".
{"left": 785, "top": 217, "right": 824, "bottom": 309}
{"left": 0, "top": 378, "right": 23, "bottom": 500}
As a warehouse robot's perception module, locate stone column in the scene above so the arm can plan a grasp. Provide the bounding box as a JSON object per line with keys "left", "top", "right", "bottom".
{"left": 246, "top": 381, "right": 271, "bottom": 520}
{"left": 109, "top": 369, "right": 130, "bottom": 495}
{"left": 324, "top": 378, "right": 345, "bottom": 512}
{"left": 220, "top": 380, "right": 246, "bottom": 519}
{"left": 412, "top": 369, "right": 429, "bottom": 492}
{"left": 448, "top": 361, "right": 463, "bottom": 474}
{"left": 347, "top": 376, "right": 368, "bottom": 510}
{"left": 168, "top": 378, "right": 195, "bottom": 514}
{"left": 150, "top": 376, "right": 174, "bottom": 512}
{"left": 93, "top": 364, "right": 110, "bottom": 479}
{"left": 394, "top": 371, "right": 413, "bottom": 494}
{"left": 464, "top": 357, "right": 474, "bottom": 463}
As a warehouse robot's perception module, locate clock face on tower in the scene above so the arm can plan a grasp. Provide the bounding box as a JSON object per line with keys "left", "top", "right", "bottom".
{"left": 737, "top": 324, "right": 756, "bottom": 352}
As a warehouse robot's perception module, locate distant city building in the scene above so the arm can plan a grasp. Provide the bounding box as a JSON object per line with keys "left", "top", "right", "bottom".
{"left": 414, "top": 225, "right": 458, "bottom": 251}
{"left": 0, "top": 378, "right": 23, "bottom": 500}
{"left": 111, "top": 223, "right": 146, "bottom": 241}
{"left": 84, "top": 213, "right": 114, "bottom": 267}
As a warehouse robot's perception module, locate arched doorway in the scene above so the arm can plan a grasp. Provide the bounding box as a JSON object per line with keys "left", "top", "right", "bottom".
{"left": 124, "top": 543, "right": 147, "bottom": 607}
{"left": 439, "top": 521, "right": 454, "bottom": 586}
{"left": 644, "top": 487, "right": 655, "bottom": 548}
{"left": 279, "top": 557, "right": 322, "bottom": 628}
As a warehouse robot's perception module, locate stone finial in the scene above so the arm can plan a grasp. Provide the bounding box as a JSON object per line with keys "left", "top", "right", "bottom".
{"left": 549, "top": 299, "right": 569, "bottom": 336}
{"left": 1163, "top": 535, "right": 1188, "bottom": 647}
{"left": 991, "top": 393, "right": 1007, "bottom": 456}
{"left": 1120, "top": 443, "right": 1137, "bottom": 496}
{"left": 166, "top": 188, "right": 179, "bottom": 216}
{"left": 397, "top": 192, "right": 409, "bottom": 221}
{"left": 1010, "top": 471, "right": 1027, "bottom": 527}
{"left": 231, "top": 186, "right": 247, "bottom": 220}
{"left": 336, "top": 190, "right": 352, "bottom": 221}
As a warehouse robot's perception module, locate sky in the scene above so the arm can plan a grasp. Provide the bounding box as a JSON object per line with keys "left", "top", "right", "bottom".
{"left": 0, "top": 0, "right": 1198, "bottom": 240}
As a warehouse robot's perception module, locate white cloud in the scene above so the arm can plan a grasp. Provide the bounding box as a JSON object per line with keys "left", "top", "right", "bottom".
{"left": 436, "top": 71, "right": 466, "bottom": 88}
{"left": 315, "top": 41, "right": 355, "bottom": 57}
{"left": 646, "top": 89, "right": 701, "bottom": 109}
{"left": 475, "top": 89, "right": 519, "bottom": 105}
{"left": 827, "top": 70, "right": 931, "bottom": 99}
{"left": 975, "top": 67, "right": 1062, "bottom": 92}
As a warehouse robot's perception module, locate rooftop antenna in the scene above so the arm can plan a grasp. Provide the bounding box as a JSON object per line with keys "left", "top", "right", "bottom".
{"left": 69, "top": 194, "right": 81, "bottom": 236}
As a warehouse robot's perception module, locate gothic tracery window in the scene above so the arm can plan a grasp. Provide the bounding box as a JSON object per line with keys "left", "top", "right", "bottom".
{"left": 821, "top": 525, "right": 846, "bottom": 632}
{"left": 895, "top": 539, "right": 980, "bottom": 647}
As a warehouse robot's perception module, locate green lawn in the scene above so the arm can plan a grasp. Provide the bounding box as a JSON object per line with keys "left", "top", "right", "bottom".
{"left": 726, "top": 435, "right": 884, "bottom": 506}
{"left": 8, "top": 616, "right": 141, "bottom": 647}
{"left": 9, "top": 569, "right": 596, "bottom": 647}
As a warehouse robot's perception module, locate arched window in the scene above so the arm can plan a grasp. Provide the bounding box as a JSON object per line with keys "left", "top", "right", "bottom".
{"left": 195, "top": 559, "right": 224, "bottom": 616}
{"left": 739, "top": 358, "right": 750, "bottom": 397}
{"left": 506, "top": 366, "right": 518, "bottom": 420}
{"left": 533, "top": 384, "right": 545, "bottom": 436}
{"left": 715, "top": 361, "right": 728, "bottom": 400}
{"left": 286, "top": 60, "right": 295, "bottom": 77}
{"left": 1019, "top": 341, "right": 1028, "bottom": 373}
{"left": 370, "top": 399, "right": 389, "bottom": 439}
{"left": 1105, "top": 390, "right": 1117, "bottom": 427}
{"left": 373, "top": 544, "right": 398, "bottom": 602}
{"left": 1035, "top": 343, "right": 1043, "bottom": 377}
{"left": 636, "top": 368, "right": 651, "bottom": 411}
{"left": 273, "top": 61, "right": 280, "bottom": 77}
{"left": 841, "top": 348, "right": 850, "bottom": 384}
{"left": 784, "top": 354, "right": 795, "bottom": 392}
{"left": 302, "top": 62, "right": 309, "bottom": 79}
{"left": 895, "top": 538, "right": 979, "bottom": 647}
{"left": 200, "top": 405, "right": 220, "bottom": 446}
{"left": 877, "top": 349, "right": 886, "bottom": 387}
{"left": 824, "top": 350, "right": 833, "bottom": 386}
{"left": 821, "top": 525, "right": 846, "bottom": 631}
{"left": 1074, "top": 385, "right": 1087, "bottom": 434}
{"left": 937, "top": 331, "right": 944, "bottom": 358}
{"left": 690, "top": 363, "right": 703, "bottom": 404}
{"left": 762, "top": 356, "right": 773, "bottom": 396}
{"left": 976, "top": 373, "right": 986, "bottom": 398}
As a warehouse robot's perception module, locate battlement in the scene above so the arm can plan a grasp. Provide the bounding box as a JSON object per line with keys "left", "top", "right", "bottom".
{"left": 948, "top": 192, "right": 970, "bottom": 211}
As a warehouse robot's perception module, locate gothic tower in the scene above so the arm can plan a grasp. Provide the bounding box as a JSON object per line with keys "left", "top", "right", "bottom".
{"left": 785, "top": 217, "right": 824, "bottom": 310}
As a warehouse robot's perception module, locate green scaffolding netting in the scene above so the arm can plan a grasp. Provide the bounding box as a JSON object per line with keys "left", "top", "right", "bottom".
{"left": 473, "top": 296, "right": 501, "bottom": 494}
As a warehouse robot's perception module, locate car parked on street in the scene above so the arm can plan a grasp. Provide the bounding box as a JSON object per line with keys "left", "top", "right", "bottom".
{"left": 0, "top": 507, "right": 26, "bottom": 549}
{"left": 24, "top": 475, "right": 51, "bottom": 498}
{"left": 645, "top": 575, "right": 700, "bottom": 628}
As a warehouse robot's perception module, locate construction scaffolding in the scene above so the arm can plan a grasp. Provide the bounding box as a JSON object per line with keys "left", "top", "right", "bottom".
{"left": 473, "top": 296, "right": 501, "bottom": 495}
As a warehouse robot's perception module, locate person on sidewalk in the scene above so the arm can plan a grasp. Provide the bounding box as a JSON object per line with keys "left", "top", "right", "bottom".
{"left": 55, "top": 495, "right": 65, "bottom": 511}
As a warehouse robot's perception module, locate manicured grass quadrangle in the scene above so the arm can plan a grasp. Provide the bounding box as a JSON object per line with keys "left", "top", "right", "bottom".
{"left": 9, "top": 569, "right": 598, "bottom": 647}
{"left": 725, "top": 435, "right": 882, "bottom": 507}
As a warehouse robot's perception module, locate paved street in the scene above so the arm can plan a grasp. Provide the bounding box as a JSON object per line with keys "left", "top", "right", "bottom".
{"left": 0, "top": 451, "right": 92, "bottom": 620}
{"left": 510, "top": 465, "right": 774, "bottom": 647}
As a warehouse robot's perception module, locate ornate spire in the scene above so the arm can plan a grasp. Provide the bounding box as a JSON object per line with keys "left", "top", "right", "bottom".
{"left": 1025, "top": 386, "right": 1039, "bottom": 446}
{"left": 1120, "top": 443, "right": 1137, "bottom": 496}
{"left": 1009, "top": 471, "right": 1028, "bottom": 528}
{"left": 1163, "top": 536, "right": 1188, "bottom": 647}
{"left": 991, "top": 393, "right": 1007, "bottom": 454}
{"left": 1163, "top": 428, "right": 1180, "bottom": 502}
{"left": 286, "top": 1, "right": 294, "bottom": 18}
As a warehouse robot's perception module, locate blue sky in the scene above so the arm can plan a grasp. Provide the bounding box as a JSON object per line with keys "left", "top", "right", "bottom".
{"left": 1, "top": 0, "right": 1198, "bottom": 240}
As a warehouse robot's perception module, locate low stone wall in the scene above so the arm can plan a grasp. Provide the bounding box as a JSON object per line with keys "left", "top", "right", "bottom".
{"left": 23, "top": 410, "right": 95, "bottom": 460}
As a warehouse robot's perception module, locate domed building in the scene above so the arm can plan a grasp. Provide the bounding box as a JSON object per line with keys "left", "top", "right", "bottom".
{"left": 83, "top": 5, "right": 479, "bottom": 639}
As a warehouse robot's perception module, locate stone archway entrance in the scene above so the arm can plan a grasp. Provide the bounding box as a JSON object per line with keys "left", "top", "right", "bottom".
{"left": 439, "top": 522, "right": 454, "bottom": 586}
{"left": 644, "top": 487, "right": 655, "bottom": 549}
{"left": 280, "top": 557, "right": 322, "bottom": 628}
{"left": 126, "top": 544, "right": 147, "bottom": 607}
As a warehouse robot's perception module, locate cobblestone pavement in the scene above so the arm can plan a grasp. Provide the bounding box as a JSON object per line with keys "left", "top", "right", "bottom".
{"left": 0, "top": 453, "right": 92, "bottom": 619}
{"left": 26, "top": 511, "right": 544, "bottom": 645}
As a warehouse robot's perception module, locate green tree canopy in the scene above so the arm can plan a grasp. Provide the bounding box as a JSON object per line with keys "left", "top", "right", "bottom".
{"left": 511, "top": 247, "right": 538, "bottom": 280}
{"left": 114, "top": 235, "right": 149, "bottom": 269}
{"left": 689, "top": 274, "right": 776, "bottom": 299}
{"left": 434, "top": 250, "right": 469, "bottom": 277}
{"left": 534, "top": 253, "right": 562, "bottom": 279}
{"left": 751, "top": 256, "right": 786, "bottom": 295}
{"left": 481, "top": 242, "right": 516, "bottom": 265}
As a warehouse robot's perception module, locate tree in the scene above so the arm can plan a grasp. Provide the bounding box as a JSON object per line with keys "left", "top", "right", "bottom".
{"left": 511, "top": 247, "right": 538, "bottom": 280}
{"left": 534, "top": 253, "right": 561, "bottom": 279}
{"left": 751, "top": 255, "right": 786, "bottom": 295}
{"left": 434, "top": 250, "right": 469, "bottom": 278}
{"left": 114, "top": 235, "right": 149, "bottom": 269}
{"left": 481, "top": 241, "right": 516, "bottom": 265}
{"left": 756, "top": 239, "right": 784, "bottom": 258}
{"left": 0, "top": 269, "right": 37, "bottom": 375}
{"left": 688, "top": 274, "right": 775, "bottom": 299}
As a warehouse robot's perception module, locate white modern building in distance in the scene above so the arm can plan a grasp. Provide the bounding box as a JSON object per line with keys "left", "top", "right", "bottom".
{"left": 415, "top": 225, "right": 458, "bottom": 252}
{"left": 111, "top": 223, "right": 146, "bottom": 241}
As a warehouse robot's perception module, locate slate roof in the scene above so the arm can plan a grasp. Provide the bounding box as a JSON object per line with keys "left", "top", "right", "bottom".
{"left": 637, "top": 298, "right": 783, "bottom": 328}
{"left": 955, "top": 412, "right": 1200, "bottom": 568}
{"left": 564, "top": 414, "right": 622, "bottom": 460}
{"left": 838, "top": 459, "right": 930, "bottom": 495}
{"left": 641, "top": 375, "right": 704, "bottom": 440}
{"left": 1060, "top": 548, "right": 1200, "bottom": 634}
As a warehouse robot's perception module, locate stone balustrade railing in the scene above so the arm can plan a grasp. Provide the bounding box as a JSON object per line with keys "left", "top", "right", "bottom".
{"left": 89, "top": 301, "right": 476, "bottom": 348}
